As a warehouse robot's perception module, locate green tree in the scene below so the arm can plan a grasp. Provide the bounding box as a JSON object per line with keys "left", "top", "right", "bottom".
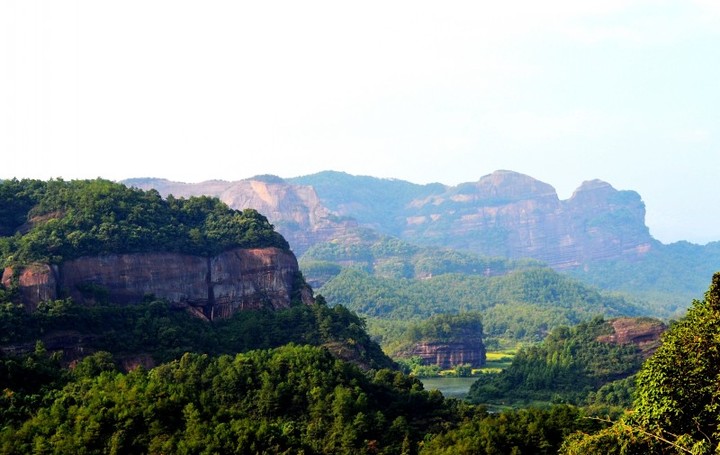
{"left": 631, "top": 272, "right": 720, "bottom": 452}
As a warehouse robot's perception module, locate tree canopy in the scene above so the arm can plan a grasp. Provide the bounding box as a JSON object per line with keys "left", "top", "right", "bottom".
{"left": 0, "top": 178, "right": 288, "bottom": 266}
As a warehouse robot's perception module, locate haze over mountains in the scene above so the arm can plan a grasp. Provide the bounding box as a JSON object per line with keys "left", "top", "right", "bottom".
{"left": 127, "top": 170, "right": 650, "bottom": 263}
{"left": 126, "top": 170, "right": 720, "bottom": 310}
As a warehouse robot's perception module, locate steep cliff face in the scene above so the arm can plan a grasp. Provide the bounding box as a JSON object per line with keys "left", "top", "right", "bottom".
{"left": 1, "top": 247, "right": 312, "bottom": 320}
{"left": 124, "top": 177, "right": 356, "bottom": 256}
{"left": 401, "top": 340, "right": 486, "bottom": 369}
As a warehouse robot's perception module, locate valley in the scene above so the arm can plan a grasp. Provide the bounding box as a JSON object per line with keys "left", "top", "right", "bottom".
{"left": 0, "top": 176, "right": 718, "bottom": 453}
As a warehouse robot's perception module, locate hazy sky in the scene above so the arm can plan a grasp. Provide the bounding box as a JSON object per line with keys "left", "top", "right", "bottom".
{"left": 2, "top": 1, "right": 719, "bottom": 244}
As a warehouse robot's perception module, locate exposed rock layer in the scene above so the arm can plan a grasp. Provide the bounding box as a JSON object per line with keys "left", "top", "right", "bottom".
{"left": 1, "top": 247, "right": 312, "bottom": 319}
{"left": 400, "top": 341, "right": 487, "bottom": 369}
{"left": 597, "top": 317, "right": 666, "bottom": 358}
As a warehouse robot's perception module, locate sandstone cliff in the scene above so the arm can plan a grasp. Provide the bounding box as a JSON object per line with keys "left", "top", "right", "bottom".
{"left": 400, "top": 171, "right": 654, "bottom": 268}
{"left": 1, "top": 247, "right": 313, "bottom": 320}
{"left": 400, "top": 340, "right": 486, "bottom": 369}
{"left": 596, "top": 317, "right": 666, "bottom": 358}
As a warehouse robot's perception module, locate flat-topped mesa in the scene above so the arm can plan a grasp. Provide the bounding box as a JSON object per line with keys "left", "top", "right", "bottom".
{"left": 401, "top": 340, "right": 486, "bottom": 369}
{"left": 596, "top": 317, "right": 666, "bottom": 359}
{"left": 1, "top": 247, "right": 314, "bottom": 320}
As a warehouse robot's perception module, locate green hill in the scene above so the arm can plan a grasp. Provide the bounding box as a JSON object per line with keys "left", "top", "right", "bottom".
{"left": 0, "top": 178, "right": 288, "bottom": 266}
{"left": 467, "top": 316, "right": 665, "bottom": 407}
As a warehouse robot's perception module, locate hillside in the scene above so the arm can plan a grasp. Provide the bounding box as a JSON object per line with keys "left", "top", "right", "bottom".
{"left": 124, "top": 176, "right": 355, "bottom": 256}
{"left": 468, "top": 316, "right": 666, "bottom": 406}
{"left": 316, "top": 266, "right": 642, "bottom": 343}
{"left": 292, "top": 170, "right": 654, "bottom": 268}
{"left": 0, "top": 178, "right": 393, "bottom": 370}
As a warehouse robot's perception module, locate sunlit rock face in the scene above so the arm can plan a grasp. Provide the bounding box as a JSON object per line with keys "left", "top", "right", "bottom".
{"left": 124, "top": 171, "right": 655, "bottom": 269}
{"left": 2, "top": 247, "right": 313, "bottom": 320}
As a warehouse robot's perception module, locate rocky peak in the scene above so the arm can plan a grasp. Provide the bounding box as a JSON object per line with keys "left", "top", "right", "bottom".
{"left": 469, "top": 170, "right": 559, "bottom": 202}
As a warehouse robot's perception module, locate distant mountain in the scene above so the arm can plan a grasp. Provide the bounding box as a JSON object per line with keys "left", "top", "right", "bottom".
{"left": 291, "top": 170, "right": 654, "bottom": 269}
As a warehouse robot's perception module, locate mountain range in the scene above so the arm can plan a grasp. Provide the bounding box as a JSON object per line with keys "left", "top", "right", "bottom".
{"left": 125, "top": 170, "right": 720, "bottom": 313}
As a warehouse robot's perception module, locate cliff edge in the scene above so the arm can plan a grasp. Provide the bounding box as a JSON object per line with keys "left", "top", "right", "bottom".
{"left": 2, "top": 247, "right": 313, "bottom": 320}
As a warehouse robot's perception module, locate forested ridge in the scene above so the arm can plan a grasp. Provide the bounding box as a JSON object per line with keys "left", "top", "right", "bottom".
{"left": 0, "top": 178, "right": 288, "bottom": 266}
{"left": 2, "top": 177, "right": 720, "bottom": 453}
{"left": 468, "top": 316, "right": 653, "bottom": 407}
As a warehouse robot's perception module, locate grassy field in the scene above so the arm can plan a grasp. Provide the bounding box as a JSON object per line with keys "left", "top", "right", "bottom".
{"left": 476, "top": 349, "right": 516, "bottom": 374}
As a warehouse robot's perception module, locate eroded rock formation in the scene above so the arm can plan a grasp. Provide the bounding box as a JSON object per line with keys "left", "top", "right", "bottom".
{"left": 401, "top": 340, "right": 487, "bottom": 369}
{"left": 1, "top": 247, "right": 313, "bottom": 320}
{"left": 401, "top": 171, "right": 654, "bottom": 268}
{"left": 596, "top": 317, "right": 666, "bottom": 358}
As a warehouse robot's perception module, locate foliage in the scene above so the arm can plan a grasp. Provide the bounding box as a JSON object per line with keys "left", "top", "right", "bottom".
{"left": 318, "top": 266, "right": 641, "bottom": 344}
{"left": 631, "top": 272, "right": 720, "bottom": 451}
{"left": 301, "top": 227, "right": 541, "bottom": 282}
{"left": 421, "top": 405, "right": 607, "bottom": 455}
{"left": 0, "top": 178, "right": 288, "bottom": 265}
{"left": 567, "top": 241, "right": 720, "bottom": 318}
{"left": 0, "top": 342, "right": 67, "bottom": 427}
{"left": 0, "top": 293, "right": 392, "bottom": 370}
{"left": 467, "top": 317, "right": 645, "bottom": 406}
{"left": 561, "top": 273, "right": 720, "bottom": 454}
{"left": 0, "top": 345, "right": 452, "bottom": 454}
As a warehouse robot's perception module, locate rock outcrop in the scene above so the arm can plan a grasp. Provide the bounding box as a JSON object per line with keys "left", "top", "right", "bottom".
{"left": 401, "top": 340, "right": 486, "bottom": 369}
{"left": 1, "top": 247, "right": 313, "bottom": 320}
{"left": 596, "top": 317, "right": 666, "bottom": 358}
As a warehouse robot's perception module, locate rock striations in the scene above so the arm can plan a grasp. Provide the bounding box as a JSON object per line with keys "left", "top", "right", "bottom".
{"left": 402, "top": 171, "right": 654, "bottom": 268}
{"left": 402, "top": 340, "right": 487, "bottom": 369}
{"left": 1, "top": 247, "right": 313, "bottom": 320}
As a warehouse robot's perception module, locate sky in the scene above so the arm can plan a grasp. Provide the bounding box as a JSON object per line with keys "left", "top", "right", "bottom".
{"left": 2, "top": 1, "right": 719, "bottom": 244}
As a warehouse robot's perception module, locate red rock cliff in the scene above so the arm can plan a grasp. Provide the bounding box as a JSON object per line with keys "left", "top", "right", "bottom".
{"left": 1, "top": 247, "right": 312, "bottom": 320}
{"left": 402, "top": 340, "right": 487, "bottom": 369}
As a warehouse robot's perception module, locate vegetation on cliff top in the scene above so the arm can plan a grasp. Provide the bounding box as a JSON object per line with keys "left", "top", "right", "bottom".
{"left": 468, "top": 316, "right": 651, "bottom": 407}
{"left": 0, "top": 178, "right": 289, "bottom": 266}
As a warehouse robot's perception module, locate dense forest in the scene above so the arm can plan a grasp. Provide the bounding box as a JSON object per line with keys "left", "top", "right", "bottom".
{"left": 468, "top": 317, "right": 653, "bottom": 407}
{"left": 2, "top": 177, "right": 720, "bottom": 453}
{"left": 4, "top": 274, "right": 719, "bottom": 454}
{"left": 316, "top": 266, "right": 641, "bottom": 348}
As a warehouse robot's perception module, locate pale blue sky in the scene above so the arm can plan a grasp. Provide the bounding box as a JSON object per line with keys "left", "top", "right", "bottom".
{"left": 2, "top": 1, "right": 719, "bottom": 244}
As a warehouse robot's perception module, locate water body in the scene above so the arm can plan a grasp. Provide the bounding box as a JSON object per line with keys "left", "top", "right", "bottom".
{"left": 420, "top": 377, "right": 478, "bottom": 399}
